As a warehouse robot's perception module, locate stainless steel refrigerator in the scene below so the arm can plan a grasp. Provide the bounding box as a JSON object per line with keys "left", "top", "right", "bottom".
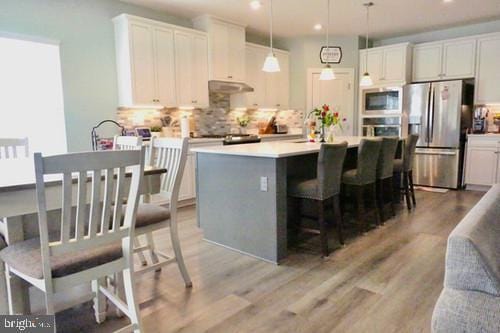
{"left": 403, "top": 80, "right": 473, "bottom": 189}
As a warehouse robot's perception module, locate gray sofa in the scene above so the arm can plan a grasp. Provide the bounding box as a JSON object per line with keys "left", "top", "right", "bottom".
{"left": 432, "top": 184, "right": 500, "bottom": 332}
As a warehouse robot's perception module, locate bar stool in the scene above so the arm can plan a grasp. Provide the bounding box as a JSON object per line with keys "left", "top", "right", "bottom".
{"left": 288, "top": 142, "right": 348, "bottom": 257}
{"left": 393, "top": 134, "right": 419, "bottom": 210}
{"left": 376, "top": 137, "right": 399, "bottom": 222}
{"left": 341, "top": 138, "right": 383, "bottom": 232}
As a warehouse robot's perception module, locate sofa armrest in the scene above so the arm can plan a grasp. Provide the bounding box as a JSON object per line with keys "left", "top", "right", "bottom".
{"left": 432, "top": 288, "right": 500, "bottom": 333}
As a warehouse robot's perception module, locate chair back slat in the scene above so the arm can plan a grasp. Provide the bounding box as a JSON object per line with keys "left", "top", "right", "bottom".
{"left": 88, "top": 170, "right": 102, "bottom": 238}
{"left": 75, "top": 171, "right": 87, "bottom": 240}
{"left": 33, "top": 148, "right": 145, "bottom": 263}
{"left": 151, "top": 138, "right": 188, "bottom": 203}
{"left": 112, "top": 167, "right": 126, "bottom": 232}
{"left": 0, "top": 137, "right": 29, "bottom": 159}
{"left": 100, "top": 168, "right": 114, "bottom": 235}
{"left": 61, "top": 173, "right": 72, "bottom": 243}
{"left": 113, "top": 135, "right": 143, "bottom": 151}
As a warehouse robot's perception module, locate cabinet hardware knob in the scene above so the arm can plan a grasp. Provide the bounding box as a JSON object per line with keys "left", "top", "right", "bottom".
{"left": 253, "top": 103, "right": 258, "bottom": 106}
{"left": 276, "top": 104, "right": 281, "bottom": 107}
{"left": 228, "top": 76, "right": 233, "bottom": 79}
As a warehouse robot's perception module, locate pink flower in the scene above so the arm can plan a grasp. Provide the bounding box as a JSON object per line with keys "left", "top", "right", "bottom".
{"left": 334, "top": 112, "right": 339, "bottom": 118}
{"left": 321, "top": 111, "right": 326, "bottom": 117}
{"left": 342, "top": 118, "right": 347, "bottom": 122}
{"left": 322, "top": 104, "right": 329, "bottom": 111}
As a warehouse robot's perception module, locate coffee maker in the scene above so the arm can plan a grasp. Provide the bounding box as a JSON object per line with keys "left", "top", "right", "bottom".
{"left": 472, "top": 105, "right": 489, "bottom": 134}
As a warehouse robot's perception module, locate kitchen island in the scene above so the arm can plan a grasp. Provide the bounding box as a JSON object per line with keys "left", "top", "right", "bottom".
{"left": 192, "top": 137, "right": 364, "bottom": 263}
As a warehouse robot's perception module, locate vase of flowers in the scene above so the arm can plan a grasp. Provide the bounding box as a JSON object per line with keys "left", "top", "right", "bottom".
{"left": 237, "top": 114, "right": 250, "bottom": 134}
{"left": 308, "top": 104, "right": 343, "bottom": 143}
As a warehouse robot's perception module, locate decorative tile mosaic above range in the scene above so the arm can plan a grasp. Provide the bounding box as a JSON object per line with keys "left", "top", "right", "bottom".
{"left": 117, "top": 92, "right": 304, "bottom": 135}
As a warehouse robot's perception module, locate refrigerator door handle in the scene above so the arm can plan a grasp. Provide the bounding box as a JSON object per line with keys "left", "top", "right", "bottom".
{"left": 428, "top": 85, "right": 435, "bottom": 144}
{"left": 415, "top": 150, "right": 457, "bottom": 156}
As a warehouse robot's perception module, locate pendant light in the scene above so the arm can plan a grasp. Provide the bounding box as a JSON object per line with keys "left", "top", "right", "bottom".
{"left": 262, "top": 0, "right": 280, "bottom": 72}
{"left": 319, "top": 0, "right": 335, "bottom": 80}
{"left": 360, "top": 2, "right": 374, "bottom": 87}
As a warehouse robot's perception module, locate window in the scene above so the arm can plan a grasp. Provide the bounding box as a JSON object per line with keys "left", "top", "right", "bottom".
{"left": 0, "top": 35, "right": 67, "bottom": 155}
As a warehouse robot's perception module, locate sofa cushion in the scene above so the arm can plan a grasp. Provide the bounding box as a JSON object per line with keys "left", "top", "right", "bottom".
{"left": 0, "top": 237, "right": 122, "bottom": 279}
{"left": 432, "top": 288, "right": 500, "bottom": 333}
{"left": 445, "top": 184, "right": 500, "bottom": 296}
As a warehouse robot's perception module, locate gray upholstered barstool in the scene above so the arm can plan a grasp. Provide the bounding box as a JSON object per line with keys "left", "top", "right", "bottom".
{"left": 376, "top": 137, "right": 399, "bottom": 222}
{"left": 288, "top": 142, "right": 348, "bottom": 257}
{"left": 342, "top": 138, "right": 383, "bottom": 232}
{"left": 393, "top": 134, "right": 419, "bottom": 210}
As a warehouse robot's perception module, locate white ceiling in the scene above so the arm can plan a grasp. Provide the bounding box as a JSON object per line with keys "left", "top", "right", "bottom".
{"left": 121, "top": 0, "right": 500, "bottom": 39}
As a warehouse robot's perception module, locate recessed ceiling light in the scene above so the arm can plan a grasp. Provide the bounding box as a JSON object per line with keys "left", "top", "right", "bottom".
{"left": 314, "top": 23, "right": 323, "bottom": 31}
{"left": 443, "top": 0, "right": 454, "bottom": 3}
{"left": 249, "top": 0, "right": 262, "bottom": 10}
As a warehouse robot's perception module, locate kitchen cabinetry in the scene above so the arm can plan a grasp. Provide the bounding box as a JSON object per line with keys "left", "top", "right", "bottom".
{"left": 231, "top": 43, "right": 290, "bottom": 110}
{"left": 193, "top": 16, "right": 246, "bottom": 82}
{"left": 465, "top": 135, "right": 500, "bottom": 189}
{"left": 113, "top": 14, "right": 208, "bottom": 108}
{"left": 412, "top": 37, "right": 476, "bottom": 82}
{"left": 174, "top": 31, "right": 209, "bottom": 108}
{"left": 475, "top": 33, "right": 500, "bottom": 104}
{"left": 359, "top": 43, "right": 412, "bottom": 86}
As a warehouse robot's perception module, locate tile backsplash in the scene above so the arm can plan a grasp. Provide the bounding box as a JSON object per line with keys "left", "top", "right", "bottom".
{"left": 117, "top": 92, "right": 304, "bottom": 135}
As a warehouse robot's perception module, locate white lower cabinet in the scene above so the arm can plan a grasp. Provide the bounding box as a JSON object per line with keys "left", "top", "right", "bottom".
{"left": 465, "top": 135, "right": 500, "bottom": 188}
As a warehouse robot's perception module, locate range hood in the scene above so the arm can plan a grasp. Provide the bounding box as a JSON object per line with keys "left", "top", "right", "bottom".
{"left": 208, "top": 80, "right": 254, "bottom": 94}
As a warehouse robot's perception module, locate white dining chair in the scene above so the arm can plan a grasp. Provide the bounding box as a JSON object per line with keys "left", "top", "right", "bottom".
{"left": 133, "top": 137, "right": 192, "bottom": 287}
{"left": 0, "top": 149, "right": 146, "bottom": 332}
{"left": 0, "top": 137, "right": 29, "bottom": 159}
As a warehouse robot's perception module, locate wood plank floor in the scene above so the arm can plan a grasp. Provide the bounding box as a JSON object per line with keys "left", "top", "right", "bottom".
{"left": 55, "top": 189, "right": 484, "bottom": 333}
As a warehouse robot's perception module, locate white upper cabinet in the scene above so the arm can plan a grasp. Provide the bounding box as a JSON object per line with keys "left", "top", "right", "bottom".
{"left": 231, "top": 43, "right": 289, "bottom": 110}
{"left": 174, "top": 31, "right": 209, "bottom": 108}
{"left": 359, "top": 43, "right": 412, "bottom": 85}
{"left": 194, "top": 16, "right": 246, "bottom": 82}
{"left": 475, "top": 33, "right": 500, "bottom": 104}
{"left": 113, "top": 14, "right": 208, "bottom": 108}
{"left": 413, "top": 37, "right": 476, "bottom": 82}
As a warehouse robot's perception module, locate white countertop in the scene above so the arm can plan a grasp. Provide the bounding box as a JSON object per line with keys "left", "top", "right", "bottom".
{"left": 468, "top": 133, "right": 500, "bottom": 137}
{"left": 191, "top": 136, "right": 364, "bottom": 158}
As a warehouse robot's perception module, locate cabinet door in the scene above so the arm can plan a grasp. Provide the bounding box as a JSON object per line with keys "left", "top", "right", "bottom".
{"left": 245, "top": 46, "right": 266, "bottom": 107}
{"left": 179, "top": 154, "right": 196, "bottom": 201}
{"left": 413, "top": 44, "right": 443, "bottom": 82}
{"left": 154, "top": 27, "right": 176, "bottom": 107}
{"left": 360, "top": 50, "right": 383, "bottom": 84}
{"left": 442, "top": 39, "right": 476, "bottom": 79}
{"left": 476, "top": 36, "right": 500, "bottom": 104}
{"left": 210, "top": 21, "right": 229, "bottom": 80}
{"left": 465, "top": 147, "right": 498, "bottom": 186}
{"left": 129, "top": 22, "right": 156, "bottom": 105}
{"left": 382, "top": 47, "right": 406, "bottom": 83}
{"left": 276, "top": 53, "right": 289, "bottom": 109}
{"left": 174, "top": 31, "right": 193, "bottom": 107}
{"left": 228, "top": 25, "right": 246, "bottom": 82}
{"left": 191, "top": 34, "right": 209, "bottom": 108}
{"left": 265, "top": 72, "right": 280, "bottom": 109}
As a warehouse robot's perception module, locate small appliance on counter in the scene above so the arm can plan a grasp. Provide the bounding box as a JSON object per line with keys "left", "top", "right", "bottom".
{"left": 192, "top": 133, "right": 261, "bottom": 145}
{"left": 91, "top": 120, "right": 126, "bottom": 151}
{"left": 472, "top": 105, "right": 489, "bottom": 134}
{"left": 274, "top": 124, "right": 288, "bottom": 134}
{"left": 134, "top": 127, "right": 152, "bottom": 141}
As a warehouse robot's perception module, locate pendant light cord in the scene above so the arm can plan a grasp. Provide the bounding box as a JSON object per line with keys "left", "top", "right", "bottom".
{"left": 364, "top": 3, "right": 372, "bottom": 72}
{"left": 326, "top": 0, "right": 330, "bottom": 65}
{"left": 270, "top": 0, "right": 274, "bottom": 54}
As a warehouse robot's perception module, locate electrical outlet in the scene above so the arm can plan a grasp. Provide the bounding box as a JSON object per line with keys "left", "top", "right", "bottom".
{"left": 260, "top": 177, "right": 268, "bottom": 192}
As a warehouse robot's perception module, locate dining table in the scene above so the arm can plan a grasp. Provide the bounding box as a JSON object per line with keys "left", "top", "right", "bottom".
{"left": 0, "top": 156, "right": 166, "bottom": 314}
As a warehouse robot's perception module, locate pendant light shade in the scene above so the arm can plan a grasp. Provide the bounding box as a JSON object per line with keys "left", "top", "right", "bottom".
{"left": 262, "top": 52, "right": 280, "bottom": 72}
{"left": 360, "top": 72, "right": 374, "bottom": 87}
{"left": 319, "top": 0, "right": 335, "bottom": 81}
{"left": 263, "top": 0, "right": 280, "bottom": 72}
{"left": 360, "top": 2, "right": 374, "bottom": 87}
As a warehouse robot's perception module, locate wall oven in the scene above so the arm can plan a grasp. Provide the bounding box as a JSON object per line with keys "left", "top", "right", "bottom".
{"left": 362, "top": 87, "right": 403, "bottom": 116}
{"left": 362, "top": 116, "right": 407, "bottom": 137}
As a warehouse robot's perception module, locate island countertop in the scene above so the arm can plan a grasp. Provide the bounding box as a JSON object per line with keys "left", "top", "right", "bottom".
{"left": 191, "top": 136, "right": 365, "bottom": 158}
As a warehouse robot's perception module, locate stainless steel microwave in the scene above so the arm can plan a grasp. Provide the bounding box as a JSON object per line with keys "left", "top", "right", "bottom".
{"left": 362, "top": 87, "right": 403, "bottom": 116}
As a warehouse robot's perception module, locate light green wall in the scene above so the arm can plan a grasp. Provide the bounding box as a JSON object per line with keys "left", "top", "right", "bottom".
{"left": 0, "top": 0, "right": 191, "bottom": 152}
{"left": 374, "top": 19, "right": 500, "bottom": 46}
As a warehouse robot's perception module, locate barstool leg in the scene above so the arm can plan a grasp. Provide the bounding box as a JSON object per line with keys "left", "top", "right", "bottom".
{"left": 355, "top": 186, "right": 367, "bottom": 233}
{"left": 318, "top": 200, "right": 329, "bottom": 257}
{"left": 403, "top": 172, "right": 412, "bottom": 210}
{"left": 376, "top": 180, "right": 385, "bottom": 224}
{"left": 388, "top": 178, "right": 396, "bottom": 217}
{"left": 332, "top": 195, "right": 344, "bottom": 246}
{"left": 409, "top": 170, "right": 416, "bottom": 206}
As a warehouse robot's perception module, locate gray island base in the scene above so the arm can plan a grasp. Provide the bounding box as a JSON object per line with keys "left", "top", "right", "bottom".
{"left": 193, "top": 137, "right": 363, "bottom": 264}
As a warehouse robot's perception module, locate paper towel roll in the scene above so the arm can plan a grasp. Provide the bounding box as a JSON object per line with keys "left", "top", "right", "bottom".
{"left": 181, "top": 116, "right": 190, "bottom": 138}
